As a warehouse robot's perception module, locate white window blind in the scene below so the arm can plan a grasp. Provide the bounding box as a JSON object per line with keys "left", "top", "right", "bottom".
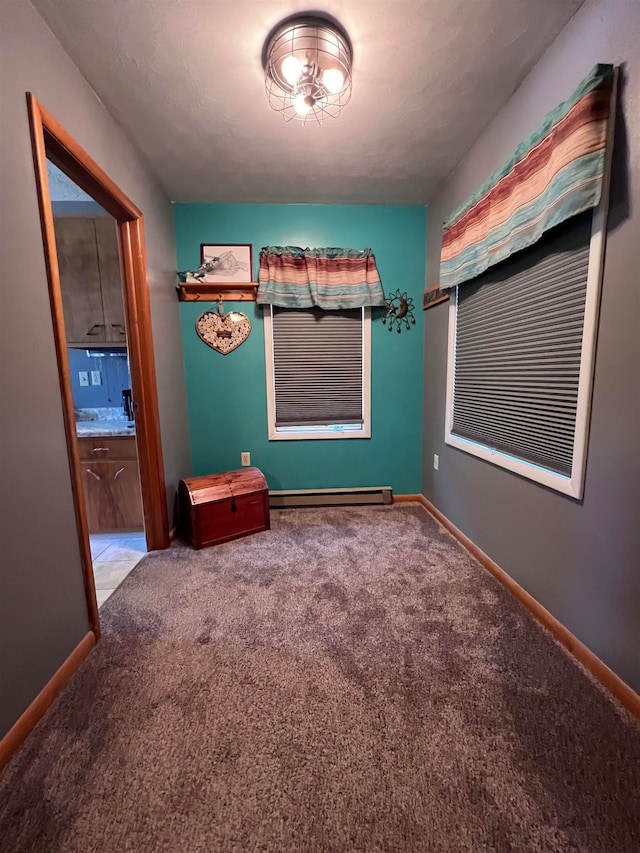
{"left": 271, "top": 306, "right": 364, "bottom": 427}
{"left": 450, "top": 212, "right": 593, "bottom": 477}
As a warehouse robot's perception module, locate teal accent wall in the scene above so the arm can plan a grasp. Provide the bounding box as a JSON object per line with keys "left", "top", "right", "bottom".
{"left": 174, "top": 204, "right": 426, "bottom": 494}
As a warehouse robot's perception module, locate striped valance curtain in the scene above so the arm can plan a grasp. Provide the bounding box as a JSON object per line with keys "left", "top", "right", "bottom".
{"left": 440, "top": 64, "right": 614, "bottom": 290}
{"left": 257, "top": 246, "right": 385, "bottom": 309}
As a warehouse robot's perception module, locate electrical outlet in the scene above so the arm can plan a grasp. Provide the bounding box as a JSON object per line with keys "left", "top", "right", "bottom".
{"left": 78, "top": 371, "right": 89, "bottom": 387}
{"left": 241, "top": 451, "right": 251, "bottom": 467}
{"left": 90, "top": 370, "right": 102, "bottom": 386}
{"left": 433, "top": 454, "right": 439, "bottom": 470}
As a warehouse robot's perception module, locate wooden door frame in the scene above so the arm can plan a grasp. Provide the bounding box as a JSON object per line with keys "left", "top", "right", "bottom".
{"left": 27, "top": 93, "right": 170, "bottom": 636}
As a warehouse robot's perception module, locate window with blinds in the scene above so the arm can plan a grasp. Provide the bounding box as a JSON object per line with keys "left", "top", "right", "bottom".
{"left": 445, "top": 210, "right": 603, "bottom": 498}
{"left": 264, "top": 306, "right": 371, "bottom": 439}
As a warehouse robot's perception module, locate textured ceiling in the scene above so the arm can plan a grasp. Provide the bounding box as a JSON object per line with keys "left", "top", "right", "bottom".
{"left": 32, "top": 0, "right": 584, "bottom": 205}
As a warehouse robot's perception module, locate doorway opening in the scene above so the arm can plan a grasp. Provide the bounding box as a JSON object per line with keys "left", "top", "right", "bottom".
{"left": 27, "top": 94, "right": 169, "bottom": 636}
{"left": 49, "top": 163, "right": 147, "bottom": 606}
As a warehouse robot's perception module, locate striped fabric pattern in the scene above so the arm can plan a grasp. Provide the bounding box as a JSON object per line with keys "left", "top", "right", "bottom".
{"left": 440, "top": 64, "right": 614, "bottom": 290}
{"left": 257, "top": 246, "right": 385, "bottom": 309}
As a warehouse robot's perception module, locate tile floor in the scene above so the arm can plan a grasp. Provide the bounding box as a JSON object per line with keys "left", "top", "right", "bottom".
{"left": 90, "top": 531, "right": 147, "bottom": 608}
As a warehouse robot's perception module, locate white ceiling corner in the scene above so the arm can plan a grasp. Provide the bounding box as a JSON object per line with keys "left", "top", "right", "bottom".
{"left": 32, "top": 0, "right": 585, "bottom": 205}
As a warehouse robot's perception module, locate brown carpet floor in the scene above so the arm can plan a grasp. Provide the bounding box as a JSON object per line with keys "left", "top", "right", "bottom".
{"left": 1, "top": 504, "right": 639, "bottom": 852}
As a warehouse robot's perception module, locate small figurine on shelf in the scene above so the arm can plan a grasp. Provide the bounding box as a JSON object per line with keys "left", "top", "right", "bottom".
{"left": 177, "top": 258, "right": 220, "bottom": 283}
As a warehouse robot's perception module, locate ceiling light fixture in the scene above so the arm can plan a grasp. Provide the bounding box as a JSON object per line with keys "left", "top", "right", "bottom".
{"left": 262, "top": 14, "right": 353, "bottom": 124}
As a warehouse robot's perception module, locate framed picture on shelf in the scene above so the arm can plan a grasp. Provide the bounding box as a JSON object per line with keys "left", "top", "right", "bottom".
{"left": 199, "top": 244, "right": 253, "bottom": 282}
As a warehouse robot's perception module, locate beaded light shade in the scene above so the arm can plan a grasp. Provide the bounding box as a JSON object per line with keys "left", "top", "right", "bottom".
{"left": 263, "top": 15, "right": 352, "bottom": 124}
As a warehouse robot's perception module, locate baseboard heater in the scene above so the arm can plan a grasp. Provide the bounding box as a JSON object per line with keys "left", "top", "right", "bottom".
{"left": 269, "top": 486, "right": 393, "bottom": 509}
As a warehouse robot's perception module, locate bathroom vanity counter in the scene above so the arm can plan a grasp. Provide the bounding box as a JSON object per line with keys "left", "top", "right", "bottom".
{"left": 77, "top": 433, "right": 142, "bottom": 531}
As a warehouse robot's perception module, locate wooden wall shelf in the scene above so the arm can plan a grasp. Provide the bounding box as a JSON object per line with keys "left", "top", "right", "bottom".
{"left": 176, "top": 282, "right": 259, "bottom": 302}
{"left": 423, "top": 284, "right": 449, "bottom": 310}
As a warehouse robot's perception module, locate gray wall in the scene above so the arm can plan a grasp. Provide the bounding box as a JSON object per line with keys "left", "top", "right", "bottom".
{"left": 0, "top": 0, "right": 190, "bottom": 738}
{"left": 422, "top": 0, "right": 640, "bottom": 691}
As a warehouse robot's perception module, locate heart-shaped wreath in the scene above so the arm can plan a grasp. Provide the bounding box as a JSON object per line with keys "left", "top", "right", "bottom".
{"left": 195, "top": 309, "right": 251, "bottom": 355}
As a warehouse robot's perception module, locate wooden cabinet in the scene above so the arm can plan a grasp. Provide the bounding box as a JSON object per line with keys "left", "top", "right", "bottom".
{"left": 55, "top": 216, "right": 127, "bottom": 347}
{"left": 78, "top": 436, "right": 143, "bottom": 533}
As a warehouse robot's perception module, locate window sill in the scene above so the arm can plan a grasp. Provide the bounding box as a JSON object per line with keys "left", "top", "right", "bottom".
{"left": 268, "top": 425, "right": 371, "bottom": 441}
{"left": 445, "top": 433, "right": 582, "bottom": 499}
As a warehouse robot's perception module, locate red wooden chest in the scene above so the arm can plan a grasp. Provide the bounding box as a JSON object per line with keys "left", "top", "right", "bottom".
{"left": 179, "top": 467, "right": 270, "bottom": 549}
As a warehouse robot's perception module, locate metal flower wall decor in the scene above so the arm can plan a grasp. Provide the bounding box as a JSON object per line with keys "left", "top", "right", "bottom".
{"left": 382, "top": 289, "right": 416, "bottom": 333}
